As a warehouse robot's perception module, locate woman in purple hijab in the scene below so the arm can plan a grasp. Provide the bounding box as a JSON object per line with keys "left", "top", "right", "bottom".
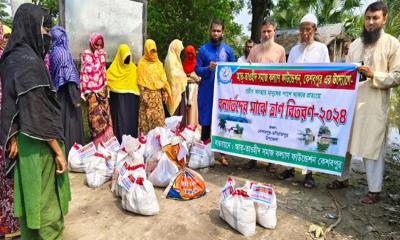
{"left": 49, "top": 25, "right": 84, "bottom": 156}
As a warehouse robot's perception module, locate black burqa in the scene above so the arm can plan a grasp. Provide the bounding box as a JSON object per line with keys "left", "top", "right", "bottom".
{"left": 0, "top": 4, "right": 63, "bottom": 175}
{"left": 109, "top": 92, "right": 139, "bottom": 141}
{"left": 57, "top": 83, "right": 84, "bottom": 157}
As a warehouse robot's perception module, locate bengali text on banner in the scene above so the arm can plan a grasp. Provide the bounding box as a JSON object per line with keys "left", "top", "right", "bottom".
{"left": 211, "top": 63, "right": 359, "bottom": 176}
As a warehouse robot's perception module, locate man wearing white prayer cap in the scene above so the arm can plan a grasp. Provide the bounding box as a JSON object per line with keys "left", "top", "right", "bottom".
{"left": 279, "top": 13, "right": 330, "bottom": 188}
{"left": 287, "top": 13, "right": 330, "bottom": 63}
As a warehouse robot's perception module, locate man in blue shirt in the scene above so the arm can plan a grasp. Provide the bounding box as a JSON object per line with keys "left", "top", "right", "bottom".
{"left": 195, "top": 19, "right": 235, "bottom": 166}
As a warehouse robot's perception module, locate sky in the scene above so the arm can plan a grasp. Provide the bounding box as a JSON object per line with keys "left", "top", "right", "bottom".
{"left": 235, "top": 0, "right": 377, "bottom": 36}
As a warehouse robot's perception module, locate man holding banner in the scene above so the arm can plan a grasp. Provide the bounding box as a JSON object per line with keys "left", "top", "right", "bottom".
{"left": 327, "top": 1, "right": 400, "bottom": 204}
{"left": 279, "top": 13, "right": 330, "bottom": 188}
{"left": 196, "top": 19, "right": 236, "bottom": 166}
{"left": 245, "top": 18, "right": 286, "bottom": 170}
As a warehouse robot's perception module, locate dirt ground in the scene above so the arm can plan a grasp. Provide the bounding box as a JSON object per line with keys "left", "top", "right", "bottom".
{"left": 64, "top": 156, "right": 400, "bottom": 240}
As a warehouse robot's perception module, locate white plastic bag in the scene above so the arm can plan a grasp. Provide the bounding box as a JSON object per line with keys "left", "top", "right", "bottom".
{"left": 86, "top": 153, "right": 111, "bottom": 188}
{"left": 68, "top": 142, "right": 97, "bottom": 172}
{"left": 179, "top": 125, "right": 201, "bottom": 148}
{"left": 219, "top": 178, "right": 256, "bottom": 237}
{"left": 104, "top": 136, "right": 121, "bottom": 152}
{"left": 188, "top": 141, "right": 215, "bottom": 169}
{"left": 165, "top": 116, "right": 183, "bottom": 133}
{"left": 148, "top": 154, "right": 179, "bottom": 187}
{"left": 143, "top": 128, "right": 163, "bottom": 164}
{"left": 121, "top": 176, "right": 160, "bottom": 215}
{"left": 97, "top": 143, "right": 116, "bottom": 174}
{"left": 249, "top": 183, "right": 277, "bottom": 229}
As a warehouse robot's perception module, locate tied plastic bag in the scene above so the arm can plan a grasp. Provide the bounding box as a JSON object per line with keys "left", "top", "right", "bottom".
{"left": 120, "top": 135, "right": 145, "bottom": 166}
{"left": 143, "top": 129, "right": 163, "bottom": 173}
{"left": 178, "top": 125, "right": 200, "bottom": 148}
{"left": 165, "top": 116, "right": 183, "bottom": 133}
{"left": 219, "top": 178, "right": 256, "bottom": 237}
{"left": 164, "top": 167, "right": 206, "bottom": 200}
{"left": 97, "top": 143, "right": 116, "bottom": 173}
{"left": 121, "top": 174, "right": 159, "bottom": 216}
{"left": 104, "top": 136, "right": 121, "bottom": 153}
{"left": 148, "top": 154, "right": 179, "bottom": 187}
{"left": 112, "top": 160, "right": 130, "bottom": 197}
{"left": 248, "top": 183, "right": 277, "bottom": 229}
{"left": 68, "top": 142, "right": 97, "bottom": 172}
{"left": 86, "top": 153, "right": 111, "bottom": 188}
{"left": 188, "top": 139, "right": 215, "bottom": 169}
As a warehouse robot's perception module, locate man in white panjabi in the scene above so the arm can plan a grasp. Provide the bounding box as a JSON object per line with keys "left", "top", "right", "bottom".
{"left": 327, "top": 1, "right": 400, "bottom": 204}
{"left": 278, "top": 13, "right": 330, "bottom": 189}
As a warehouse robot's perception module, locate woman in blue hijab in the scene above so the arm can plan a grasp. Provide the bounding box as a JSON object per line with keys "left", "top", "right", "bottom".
{"left": 49, "top": 25, "right": 84, "bottom": 156}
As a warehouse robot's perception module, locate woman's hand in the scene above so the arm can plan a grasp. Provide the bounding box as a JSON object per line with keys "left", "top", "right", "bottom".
{"left": 47, "top": 139, "right": 67, "bottom": 174}
{"left": 55, "top": 153, "right": 67, "bottom": 175}
{"left": 7, "top": 136, "right": 18, "bottom": 159}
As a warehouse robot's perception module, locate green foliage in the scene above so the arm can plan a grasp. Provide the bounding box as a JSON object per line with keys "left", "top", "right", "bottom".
{"left": 147, "top": 0, "right": 245, "bottom": 60}
{"left": 31, "top": 0, "right": 59, "bottom": 24}
{"left": 272, "top": 0, "right": 361, "bottom": 29}
{"left": 0, "top": 0, "right": 12, "bottom": 26}
{"left": 384, "top": 0, "right": 400, "bottom": 38}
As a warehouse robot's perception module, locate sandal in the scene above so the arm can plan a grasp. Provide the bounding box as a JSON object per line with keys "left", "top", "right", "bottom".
{"left": 219, "top": 156, "right": 229, "bottom": 166}
{"left": 277, "top": 169, "right": 295, "bottom": 180}
{"left": 326, "top": 179, "right": 349, "bottom": 190}
{"left": 361, "top": 192, "right": 380, "bottom": 204}
{"left": 303, "top": 173, "right": 315, "bottom": 188}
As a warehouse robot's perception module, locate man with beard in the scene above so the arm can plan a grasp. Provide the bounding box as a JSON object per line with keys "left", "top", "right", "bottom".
{"left": 196, "top": 19, "right": 235, "bottom": 166}
{"left": 287, "top": 13, "right": 330, "bottom": 63}
{"left": 247, "top": 19, "right": 286, "bottom": 64}
{"left": 327, "top": 1, "right": 400, "bottom": 204}
{"left": 237, "top": 39, "right": 254, "bottom": 63}
{"left": 244, "top": 19, "right": 286, "bottom": 170}
{"left": 279, "top": 13, "right": 330, "bottom": 188}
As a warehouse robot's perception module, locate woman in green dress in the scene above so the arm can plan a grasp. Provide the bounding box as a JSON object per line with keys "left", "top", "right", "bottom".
{"left": 0, "top": 4, "right": 71, "bottom": 239}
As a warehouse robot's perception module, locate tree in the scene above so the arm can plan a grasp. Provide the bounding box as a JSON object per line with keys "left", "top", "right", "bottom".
{"left": 32, "top": 0, "right": 59, "bottom": 20}
{"left": 147, "top": 0, "right": 245, "bottom": 60}
{"left": 0, "top": 0, "right": 12, "bottom": 26}
{"left": 273, "top": 0, "right": 307, "bottom": 29}
{"left": 384, "top": 0, "right": 400, "bottom": 38}
{"left": 272, "top": 0, "right": 361, "bottom": 29}
{"left": 249, "top": 0, "right": 273, "bottom": 43}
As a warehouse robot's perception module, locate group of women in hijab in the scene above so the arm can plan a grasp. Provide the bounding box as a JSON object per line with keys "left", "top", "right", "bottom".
{"left": 0, "top": 4, "right": 201, "bottom": 238}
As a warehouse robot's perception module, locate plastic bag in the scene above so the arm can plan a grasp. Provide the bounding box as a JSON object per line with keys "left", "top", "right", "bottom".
{"left": 148, "top": 154, "right": 179, "bottom": 187}
{"left": 68, "top": 142, "right": 97, "bottom": 172}
{"left": 188, "top": 140, "right": 215, "bottom": 169}
{"left": 165, "top": 116, "right": 183, "bottom": 133}
{"left": 104, "top": 136, "right": 121, "bottom": 152}
{"left": 86, "top": 152, "right": 111, "bottom": 188}
{"left": 164, "top": 167, "right": 206, "bottom": 200}
{"left": 121, "top": 175, "right": 160, "bottom": 215}
{"left": 248, "top": 183, "right": 277, "bottom": 229}
{"left": 97, "top": 143, "right": 116, "bottom": 173}
{"left": 219, "top": 178, "right": 256, "bottom": 237}
{"left": 143, "top": 129, "right": 163, "bottom": 171}
{"left": 178, "top": 125, "right": 201, "bottom": 148}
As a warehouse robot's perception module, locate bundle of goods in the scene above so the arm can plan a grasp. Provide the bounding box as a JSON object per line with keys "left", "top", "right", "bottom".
{"left": 68, "top": 142, "right": 97, "bottom": 172}
{"left": 188, "top": 139, "right": 214, "bottom": 169}
{"left": 219, "top": 177, "right": 277, "bottom": 236}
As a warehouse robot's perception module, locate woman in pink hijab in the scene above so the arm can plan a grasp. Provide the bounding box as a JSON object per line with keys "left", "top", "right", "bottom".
{"left": 80, "top": 33, "right": 114, "bottom": 146}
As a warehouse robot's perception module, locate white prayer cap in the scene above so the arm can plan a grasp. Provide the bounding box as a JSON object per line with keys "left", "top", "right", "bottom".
{"left": 300, "top": 13, "right": 318, "bottom": 26}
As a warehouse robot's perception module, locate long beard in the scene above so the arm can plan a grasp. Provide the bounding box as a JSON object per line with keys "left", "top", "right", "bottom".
{"left": 261, "top": 38, "right": 273, "bottom": 49}
{"left": 362, "top": 27, "right": 382, "bottom": 46}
